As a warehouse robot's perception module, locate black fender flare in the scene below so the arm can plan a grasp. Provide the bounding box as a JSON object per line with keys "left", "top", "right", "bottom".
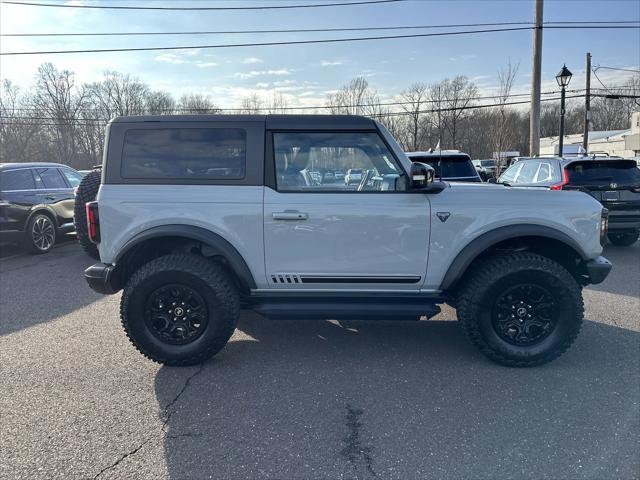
{"left": 440, "top": 224, "right": 589, "bottom": 291}
{"left": 115, "top": 224, "right": 257, "bottom": 290}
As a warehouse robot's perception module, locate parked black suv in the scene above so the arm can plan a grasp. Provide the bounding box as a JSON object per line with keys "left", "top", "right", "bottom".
{"left": 0, "top": 163, "right": 84, "bottom": 253}
{"left": 498, "top": 157, "right": 640, "bottom": 246}
{"left": 406, "top": 151, "right": 482, "bottom": 182}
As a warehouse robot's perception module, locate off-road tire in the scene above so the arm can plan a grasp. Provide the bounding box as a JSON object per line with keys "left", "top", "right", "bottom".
{"left": 607, "top": 230, "right": 639, "bottom": 247}
{"left": 456, "top": 252, "right": 583, "bottom": 367}
{"left": 73, "top": 170, "right": 101, "bottom": 260}
{"left": 25, "top": 212, "right": 56, "bottom": 254}
{"left": 120, "top": 253, "right": 240, "bottom": 366}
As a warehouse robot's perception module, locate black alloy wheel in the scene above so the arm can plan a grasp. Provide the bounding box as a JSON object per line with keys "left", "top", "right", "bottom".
{"left": 493, "top": 284, "right": 557, "bottom": 346}
{"left": 145, "top": 284, "right": 209, "bottom": 345}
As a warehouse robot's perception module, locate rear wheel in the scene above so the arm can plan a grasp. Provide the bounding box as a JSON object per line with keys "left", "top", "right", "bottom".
{"left": 73, "top": 170, "right": 101, "bottom": 259}
{"left": 25, "top": 213, "right": 56, "bottom": 254}
{"left": 607, "top": 230, "right": 639, "bottom": 246}
{"left": 120, "top": 253, "right": 240, "bottom": 366}
{"left": 456, "top": 252, "right": 583, "bottom": 367}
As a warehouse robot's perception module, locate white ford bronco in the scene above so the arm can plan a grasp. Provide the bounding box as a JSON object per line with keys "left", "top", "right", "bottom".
{"left": 84, "top": 115, "right": 612, "bottom": 367}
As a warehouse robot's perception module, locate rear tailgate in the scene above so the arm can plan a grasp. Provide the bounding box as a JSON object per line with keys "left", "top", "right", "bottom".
{"left": 565, "top": 159, "right": 640, "bottom": 229}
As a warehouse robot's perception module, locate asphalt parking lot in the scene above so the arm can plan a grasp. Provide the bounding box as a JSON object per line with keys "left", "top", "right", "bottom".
{"left": 0, "top": 242, "right": 638, "bottom": 480}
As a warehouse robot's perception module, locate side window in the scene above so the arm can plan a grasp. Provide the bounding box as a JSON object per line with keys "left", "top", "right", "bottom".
{"left": 121, "top": 128, "right": 246, "bottom": 180}
{"left": 514, "top": 161, "right": 538, "bottom": 183}
{"left": 61, "top": 168, "right": 83, "bottom": 188}
{"left": 272, "top": 132, "right": 403, "bottom": 192}
{"left": 0, "top": 169, "right": 36, "bottom": 191}
{"left": 499, "top": 163, "right": 521, "bottom": 183}
{"left": 36, "top": 168, "right": 68, "bottom": 189}
{"left": 534, "top": 162, "right": 553, "bottom": 183}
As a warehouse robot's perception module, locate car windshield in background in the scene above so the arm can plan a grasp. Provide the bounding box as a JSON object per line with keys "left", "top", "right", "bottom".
{"left": 566, "top": 160, "right": 640, "bottom": 187}
{"left": 480, "top": 160, "right": 495, "bottom": 167}
{"left": 418, "top": 156, "right": 477, "bottom": 178}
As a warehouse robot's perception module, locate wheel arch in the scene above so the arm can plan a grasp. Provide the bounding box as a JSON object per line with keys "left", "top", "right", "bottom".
{"left": 113, "top": 224, "right": 257, "bottom": 292}
{"left": 441, "top": 225, "right": 590, "bottom": 292}
{"left": 27, "top": 206, "right": 59, "bottom": 229}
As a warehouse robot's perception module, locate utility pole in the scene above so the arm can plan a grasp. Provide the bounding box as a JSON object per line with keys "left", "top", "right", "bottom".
{"left": 582, "top": 52, "right": 592, "bottom": 152}
{"left": 529, "top": 0, "right": 544, "bottom": 156}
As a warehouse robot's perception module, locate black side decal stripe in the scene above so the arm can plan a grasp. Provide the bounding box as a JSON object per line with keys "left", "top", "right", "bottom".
{"left": 300, "top": 276, "right": 421, "bottom": 284}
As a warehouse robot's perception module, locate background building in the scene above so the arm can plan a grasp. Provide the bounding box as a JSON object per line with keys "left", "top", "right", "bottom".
{"left": 540, "top": 112, "right": 640, "bottom": 157}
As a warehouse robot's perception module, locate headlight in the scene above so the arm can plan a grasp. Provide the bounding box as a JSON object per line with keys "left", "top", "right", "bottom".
{"left": 600, "top": 209, "right": 609, "bottom": 246}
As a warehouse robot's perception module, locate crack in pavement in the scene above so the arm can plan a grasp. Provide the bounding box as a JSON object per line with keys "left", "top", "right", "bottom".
{"left": 341, "top": 404, "right": 377, "bottom": 478}
{"left": 92, "top": 364, "right": 205, "bottom": 479}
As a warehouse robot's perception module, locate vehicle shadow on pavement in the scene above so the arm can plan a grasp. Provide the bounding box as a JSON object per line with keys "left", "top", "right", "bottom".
{"left": 589, "top": 243, "right": 640, "bottom": 297}
{"left": 0, "top": 243, "right": 102, "bottom": 335}
{"left": 154, "top": 315, "right": 639, "bottom": 479}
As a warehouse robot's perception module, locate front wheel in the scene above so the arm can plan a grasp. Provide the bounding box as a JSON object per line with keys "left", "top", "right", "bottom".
{"left": 120, "top": 253, "right": 240, "bottom": 366}
{"left": 456, "top": 252, "right": 583, "bottom": 367}
{"left": 607, "top": 231, "right": 639, "bottom": 246}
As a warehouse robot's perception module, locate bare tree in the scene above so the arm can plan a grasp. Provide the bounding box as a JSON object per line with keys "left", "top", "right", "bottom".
{"left": 145, "top": 90, "right": 176, "bottom": 115}
{"left": 266, "top": 91, "right": 289, "bottom": 114}
{"left": 326, "top": 77, "right": 380, "bottom": 116}
{"left": 178, "top": 93, "right": 220, "bottom": 114}
{"left": 239, "top": 93, "right": 263, "bottom": 114}
{"left": 398, "top": 82, "right": 429, "bottom": 151}
{"left": 492, "top": 60, "right": 519, "bottom": 170}
{"left": 0, "top": 80, "right": 44, "bottom": 163}
{"left": 32, "top": 63, "right": 86, "bottom": 167}
{"left": 441, "top": 75, "right": 478, "bottom": 148}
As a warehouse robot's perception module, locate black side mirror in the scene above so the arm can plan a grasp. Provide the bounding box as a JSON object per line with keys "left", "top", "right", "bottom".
{"left": 410, "top": 162, "right": 435, "bottom": 189}
{"left": 487, "top": 177, "right": 497, "bottom": 183}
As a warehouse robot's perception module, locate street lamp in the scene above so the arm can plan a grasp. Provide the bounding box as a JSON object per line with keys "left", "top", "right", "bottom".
{"left": 555, "top": 64, "right": 573, "bottom": 156}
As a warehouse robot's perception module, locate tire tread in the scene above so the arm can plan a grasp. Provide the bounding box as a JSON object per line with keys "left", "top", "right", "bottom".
{"left": 456, "top": 252, "right": 584, "bottom": 367}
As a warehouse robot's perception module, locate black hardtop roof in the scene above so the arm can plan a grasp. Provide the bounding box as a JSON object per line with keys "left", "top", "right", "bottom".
{"left": 0, "top": 162, "right": 71, "bottom": 171}
{"left": 110, "top": 114, "right": 377, "bottom": 130}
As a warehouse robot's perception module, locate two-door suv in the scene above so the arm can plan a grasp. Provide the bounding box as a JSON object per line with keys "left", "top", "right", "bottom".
{"left": 84, "top": 115, "right": 612, "bottom": 367}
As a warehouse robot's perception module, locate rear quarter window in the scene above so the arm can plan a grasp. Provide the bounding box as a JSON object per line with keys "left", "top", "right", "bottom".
{"left": 121, "top": 128, "right": 246, "bottom": 180}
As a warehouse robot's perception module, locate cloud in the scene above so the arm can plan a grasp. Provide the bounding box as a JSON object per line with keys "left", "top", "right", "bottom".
{"left": 242, "top": 57, "right": 263, "bottom": 64}
{"left": 321, "top": 60, "right": 343, "bottom": 67}
{"left": 153, "top": 49, "right": 203, "bottom": 65}
{"left": 234, "top": 69, "right": 292, "bottom": 79}
{"left": 449, "top": 54, "right": 478, "bottom": 62}
{"left": 196, "top": 62, "right": 218, "bottom": 68}
{"left": 154, "top": 53, "right": 187, "bottom": 65}
{"left": 255, "top": 82, "right": 270, "bottom": 88}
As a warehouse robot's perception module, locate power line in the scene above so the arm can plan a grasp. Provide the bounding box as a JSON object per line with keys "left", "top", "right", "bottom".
{"left": 4, "top": 21, "right": 638, "bottom": 37}
{"left": 1, "top": 22, "right": 535, "bottom": 37}
{"left": 0, "top": 94, "right": 595, "bottom": 125}
{"left": 4, "top": 24, "right": 639, "bottom": 56}
{"left": 0, "top": 0, "right": 403, "bottom": 10}
{"left": 0, "top": 27, "right": 536, "bottom": 55}
{"left": 593, "top": 66, "right": 640, "bottom": 74}
{"left": 3, "top": 90, "right": 574, "bottom": 115}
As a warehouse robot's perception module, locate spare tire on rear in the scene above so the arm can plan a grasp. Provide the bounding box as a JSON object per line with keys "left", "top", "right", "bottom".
{"left": 74, "top": 169, "right": 101, "bottom": 260}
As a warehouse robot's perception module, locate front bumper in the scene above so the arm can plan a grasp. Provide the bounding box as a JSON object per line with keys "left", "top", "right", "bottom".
{"left": 584, "top": 256, "right": 612, "bottom": 285}
{"left": 84, "top": 263, "right": 118, "bottom": 295}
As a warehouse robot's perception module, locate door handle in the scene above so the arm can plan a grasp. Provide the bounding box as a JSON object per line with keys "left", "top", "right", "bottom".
{"left": 272, "top": 211, "right": 308, "bottom": 221}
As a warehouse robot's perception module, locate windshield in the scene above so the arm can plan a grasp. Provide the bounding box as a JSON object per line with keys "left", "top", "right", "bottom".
{"left": 412, "top": 155, "right": 477, "bottom": 178}
{"left": 480, "top": 160, "right": 495, "bottom": 167}
{"left": 566, "top": 160, "right": 640, "bottom": 186}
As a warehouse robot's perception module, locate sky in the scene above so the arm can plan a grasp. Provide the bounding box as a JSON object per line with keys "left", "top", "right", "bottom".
{"left": 0, "top": 0, "right": 639, "bottom": 109}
